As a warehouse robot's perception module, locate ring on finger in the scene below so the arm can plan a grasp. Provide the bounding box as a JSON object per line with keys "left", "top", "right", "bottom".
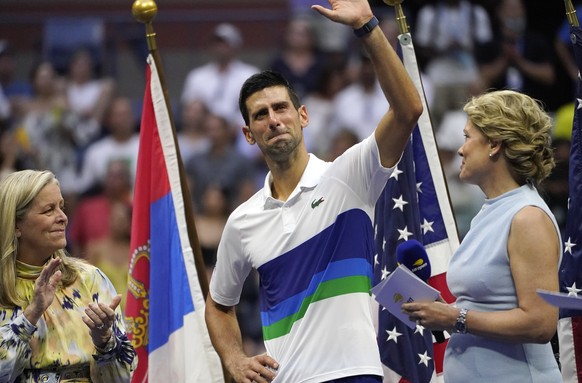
{"left": 96, "top": 324, "right": 105, "bottom": 330}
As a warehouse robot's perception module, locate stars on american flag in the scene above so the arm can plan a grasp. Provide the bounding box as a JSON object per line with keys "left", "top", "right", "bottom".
{"left": 381, "top": 266, "right": 391, "bottom": 280}
{"left": 414, "top": 323, "right": 426, "bottom": 335}
{"left": 421, "top": 219, "right": 434, "bottom": 235}
{"left": 567, "top": 283, "right": 582, "bottom": 297}
{"left": 397, "top": 226, "right": 413, "bottom": 241}
{"left": 386, "top": 327, "right": 402, "bottom": 343}
{"left": 392, "top": 195, "right": 408, "bottom": 211}
{"left": 418, "top": 351, "right": 432, "bottom": 367}
{"left": 565, "top": 237, "right": 577, "bottom": 254}
{"left": 390, "top": 166, "right": 403, "bottom": 181}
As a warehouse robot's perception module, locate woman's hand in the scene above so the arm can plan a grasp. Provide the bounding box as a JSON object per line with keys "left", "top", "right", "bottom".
{"left": 23, "top": 257, "right": 62, "bottom": 325}
{"left": 401, "top": 301, "right": 458, "bottom": 332}
{"left": 82, "top": 294, "right": 122, "bottom": 349}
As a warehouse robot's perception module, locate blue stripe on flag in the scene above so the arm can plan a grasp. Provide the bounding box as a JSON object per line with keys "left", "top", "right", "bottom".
{"left": 559, "top": 25, "right": 582, "bottom": 319}
{"left": 149, "top": 192, "right": 195, "bottom": 352}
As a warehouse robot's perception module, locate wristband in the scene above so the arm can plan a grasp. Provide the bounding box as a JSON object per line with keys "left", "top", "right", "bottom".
{"left": 353, "top": 16, "right": 379, "bottom": 38}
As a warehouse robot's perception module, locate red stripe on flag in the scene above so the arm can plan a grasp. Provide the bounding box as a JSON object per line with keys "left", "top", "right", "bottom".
{"left": 573, "top": 316, "right": 582, "bottom": 380}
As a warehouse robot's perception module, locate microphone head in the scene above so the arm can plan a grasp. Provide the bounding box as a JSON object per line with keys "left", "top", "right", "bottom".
{"left": 396, "top": 239, "right": 431, "bottom": 282}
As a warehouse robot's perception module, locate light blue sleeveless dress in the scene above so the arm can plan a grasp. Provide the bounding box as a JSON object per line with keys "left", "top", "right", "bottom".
{"left": 445, "top": 185, "right": 562, "bottom": 383}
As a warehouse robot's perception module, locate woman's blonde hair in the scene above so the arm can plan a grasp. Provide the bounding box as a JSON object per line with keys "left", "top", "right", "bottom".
{"left": 463, "top": 90, "right": 555, "bottom": 187}
{"left": 0, "top": 170, "right": 84, "bottom": 308}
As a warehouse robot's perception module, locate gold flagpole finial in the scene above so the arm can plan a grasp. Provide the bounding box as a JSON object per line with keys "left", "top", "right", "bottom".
{"left": 132, "top": 0, "right": 158, "bottom": 51}
{"left": 564, "top": 0, "right": 580, "bottom": 27}
{"left": 383, "top": 0, "right": 408, "bottom": 34}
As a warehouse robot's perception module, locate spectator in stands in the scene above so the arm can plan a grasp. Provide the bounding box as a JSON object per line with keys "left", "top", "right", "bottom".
{"left": 328, "top": 52, "right": 387, "bottom": 142}
{"left": 0, "top": 40, "right": 32, "bottom": 119}
{"left": 287, "top": 0, "right": 351, "bottom": 58}
{"left": 15, "top": 61, "right": 80, "bottom": 196}
{"left": 181, "top": 23, "right": 259, "bottom": 131}
{"left": 269, "top": 16, "right": 325, "bottom": 99}
{"left": 65, "top": 49, "right": 116, "bottom": 146}
{"left": 185, "top": 113, "right": 257, "bottom": 213}
{"left": 77, "top": 96, "right": 139, "bottom": 194}
{"left": 554, "top": 5, "right": 582, "bottom": 90}
{"left": 436, "top": 109, "right": 484, "bottom": 238}
{"left": 325, "top": 128, "right": 359, "bottom": 161}
{"left": 414, "top": 0, "right": 492, "bottom": 127}
{"left": 84, "top": 200, "right": 132, "bottom": 311}
{"left": 0, "top": 127, "right": 18, "bottom": 180}
{"left": 475, "top": 0, "right": 555, "bottom": 107}
{"left": 302, "top": 61, "right": 347, "bottom": 157}
{"left": 177, "top": 99, "right": 210, "bottom": 164}
{"left": 69, "top": 159, "right": 132, "bottom": 259}
{"left": 195, "top": 183, "right": 230, "bottom": 278}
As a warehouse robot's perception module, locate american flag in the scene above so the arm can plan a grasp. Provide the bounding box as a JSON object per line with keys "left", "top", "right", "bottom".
{"left": 558, "top": 23, "right": 582, "bottom": 383}
{"left": 373, "top": 32, "right": 459, "bottom": 383}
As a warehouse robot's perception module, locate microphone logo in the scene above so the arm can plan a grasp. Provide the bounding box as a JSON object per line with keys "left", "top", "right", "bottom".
{"left": 411, "top": 259, "right": 428, "bottom": 275}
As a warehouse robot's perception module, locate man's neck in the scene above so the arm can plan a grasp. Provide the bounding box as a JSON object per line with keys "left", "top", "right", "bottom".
{"left": 268, "top": 151, "right": 310, "bottom": 202}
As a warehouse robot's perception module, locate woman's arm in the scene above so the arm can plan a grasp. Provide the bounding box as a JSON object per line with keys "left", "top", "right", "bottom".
{"left": 88, "top": 269, "right": 137, "bottom": 383}
{"left": 403, "top": 206, "right": 560, "bottom": 343}
{"left": 462, "top": 206, "right": 560, "bottom": 343}
{"left": 0, "top": 312, "right": 38, "bottom": 383}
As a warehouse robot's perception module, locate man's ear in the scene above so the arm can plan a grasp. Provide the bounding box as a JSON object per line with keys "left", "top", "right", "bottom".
{"left": 242, "top": 126, "right": 255, "bottom": 145}
{"left": 299, "top": 105, "right": 309, "bottom": 129}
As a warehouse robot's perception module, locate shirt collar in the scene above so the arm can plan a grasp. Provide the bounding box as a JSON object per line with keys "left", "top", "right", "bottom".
{"left": 261, "top": 154, "right": 328, "bottom": 207}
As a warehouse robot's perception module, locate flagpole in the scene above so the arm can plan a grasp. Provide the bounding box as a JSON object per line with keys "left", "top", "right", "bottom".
{"left": 131, "top": 0, "right": 210, "bottom": 299}
{"left": 565, "top": 0, "right": 580, "bottom": 27}
{"left": 383, "top": 0, "right": 408, "bottom": 34}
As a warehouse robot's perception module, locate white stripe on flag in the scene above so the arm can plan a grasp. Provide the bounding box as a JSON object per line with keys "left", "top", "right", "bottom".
{"left": 399, "top": 33, "right": 460, "bottom": 277}
{"left": 560, "top": 317, "right": 579, "bottom": 383}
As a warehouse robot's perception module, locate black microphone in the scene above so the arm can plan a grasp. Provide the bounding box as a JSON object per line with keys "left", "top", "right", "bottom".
{"left": 396, "top": 239, "right": 446, "bottom": 343}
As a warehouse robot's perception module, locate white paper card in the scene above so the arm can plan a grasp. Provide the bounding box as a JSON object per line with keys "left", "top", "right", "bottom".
{"left": 537, "top": 289, "right": 582, "bottom": 310}
{"left": 371, "top": 265, "right": 440, "bottom": 329}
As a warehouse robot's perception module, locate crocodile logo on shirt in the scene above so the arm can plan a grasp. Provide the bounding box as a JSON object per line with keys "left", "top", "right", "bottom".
{"left": 311, "top": 197, "right": 325, "bottom": 209}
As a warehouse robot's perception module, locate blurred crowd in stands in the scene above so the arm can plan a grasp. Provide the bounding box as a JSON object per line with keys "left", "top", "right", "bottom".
{"left": 0, "top": 0, "right": 576, "bottom": 355}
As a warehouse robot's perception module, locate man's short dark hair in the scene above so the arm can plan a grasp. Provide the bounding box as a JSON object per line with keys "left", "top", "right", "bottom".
{"left": 238, "top": 70, "right": 301, "bottom": 125}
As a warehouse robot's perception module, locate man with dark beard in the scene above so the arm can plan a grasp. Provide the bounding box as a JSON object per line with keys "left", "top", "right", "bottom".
{"left": 204, "top": 0, "right": 422, "bottom": 382}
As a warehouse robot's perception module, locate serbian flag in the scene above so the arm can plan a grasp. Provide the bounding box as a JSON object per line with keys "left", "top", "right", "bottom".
{"left": 558, "top": 23, "right": 582, "bottom": 383}
{"left": 373, "top": 31, "right": 459, "bottom": 383}
{"left": 125, "top": 54, "right": 224, "bottom": 383}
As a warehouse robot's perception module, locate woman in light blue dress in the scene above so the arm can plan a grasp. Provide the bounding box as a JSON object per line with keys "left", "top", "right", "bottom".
{"left": 402, "top": 90, "right": 562, "bottom": 382}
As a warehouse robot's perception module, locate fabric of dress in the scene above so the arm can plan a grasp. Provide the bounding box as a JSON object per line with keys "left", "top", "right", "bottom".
{"left": 0, "top": 258, "right": 136, "bottom": 383}
{"left": 445, "top": 185, "right": 562, "bottom": 383}
{"left": 210, "top": 135, "right": 390, "bottom": 382}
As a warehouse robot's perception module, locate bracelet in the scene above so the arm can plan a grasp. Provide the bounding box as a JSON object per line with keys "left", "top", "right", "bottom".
{"left": 454, "top": 308, "right": 468, "bottom": 334}
{"left": 353, "top": 16, "right": 379, "bottom": 38}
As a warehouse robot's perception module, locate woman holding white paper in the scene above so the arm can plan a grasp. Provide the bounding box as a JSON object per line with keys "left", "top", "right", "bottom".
{"left": 402, "top": 90, "right": 562, "bottom": 382}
